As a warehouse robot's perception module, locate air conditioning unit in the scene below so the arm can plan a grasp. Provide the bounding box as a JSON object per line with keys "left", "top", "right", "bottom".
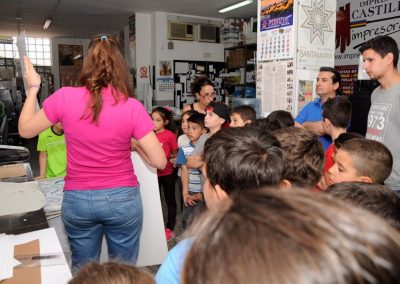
{"left": 198, "top": 24, "right": 220, "bottom": 43}
{"left": 168, "top": 22, "right": 194, "bottom": 41}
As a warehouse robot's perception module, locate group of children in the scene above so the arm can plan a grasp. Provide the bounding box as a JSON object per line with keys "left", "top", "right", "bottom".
{"left": 62, "top": 87, "right": 400, "bottom": 283}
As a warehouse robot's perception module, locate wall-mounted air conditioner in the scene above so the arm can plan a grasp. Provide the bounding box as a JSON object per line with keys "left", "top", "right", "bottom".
{"left": 168, "top": 22, "right": 194, "bottom": 41}
{"left": 198, "top": 24, "right": 220, "bottom": 43}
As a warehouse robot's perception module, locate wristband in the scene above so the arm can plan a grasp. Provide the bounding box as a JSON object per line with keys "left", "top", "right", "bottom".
{"left": 30, "top": 83, "right": 41, "bottom": 89}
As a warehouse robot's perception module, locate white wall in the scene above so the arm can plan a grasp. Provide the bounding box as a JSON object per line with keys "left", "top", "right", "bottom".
{"left": 153, "top": 11, "right": 224, "bottom": 102}
{"left": 51, "top": 38, "right": 90, "bottom": 90}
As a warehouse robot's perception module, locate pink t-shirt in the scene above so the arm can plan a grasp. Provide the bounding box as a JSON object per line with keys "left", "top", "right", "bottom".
{"left": 155, "top": 129, "right": 178, "bottom": 177}
{"left": 43, "top": 86, "right": 154, "bottom": 190}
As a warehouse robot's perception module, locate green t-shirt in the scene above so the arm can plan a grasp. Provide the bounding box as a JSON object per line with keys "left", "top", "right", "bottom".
{"left": 37, "top": 127, "right": 67, "bottom": 178}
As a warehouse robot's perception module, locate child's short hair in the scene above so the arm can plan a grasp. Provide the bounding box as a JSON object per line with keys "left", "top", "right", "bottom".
{"left": 187, "top": 112, "right": 205, "bottom": 129}
{"left": 231, "top": 105, "right": 256, "bottom": 123}
{"left": 182, "top": 189, "right": 400, "bottom": 284}
{"left": 334, "top": 132, "right": 364, "bottom": 149}
{"left": 322, "top": 96, "right": 352, "bottom": 128}
{"left": 265, "top": 110, "right": 294, "bottom": 131}
{"left": 326, "top": 182, "right": 400, "bottom": 231}
{"left": 273, "top": 127, "right": 324, "bottom": 188}
{"left": 69, "top": 262, "right": 154, "bottom": 284}
{"left": 340, "top": 138, "right": 393, "bottom": 184}
{"left": 204, "top": 127, "right": 284, "bottom": 194}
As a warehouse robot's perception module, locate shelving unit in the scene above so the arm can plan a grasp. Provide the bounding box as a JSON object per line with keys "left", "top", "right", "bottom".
{"left": 223, "top": 42, "right": 257, "bottom": 97}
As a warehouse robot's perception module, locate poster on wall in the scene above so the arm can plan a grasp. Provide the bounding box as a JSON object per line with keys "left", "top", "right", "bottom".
{"left": 335, "top": 0, "right": 400, "bottom": 67}
{"left": 335, "top": 65, "right": 359, "bottom": 96}
{"left": 297, "top": 0, "right": 336, "bottom": 70}
{"left": 260, "top": 59, "right": 295, "bottom": 115}
{"left": 159, "top": 61, "right": 172, "bottom": 77}
{"left": 295, "top": 68, "right": 319, "bottom": 115}
{"left": 258, "top": 0, "right": 294, "bottom": 60}
{"left": 58, "top": 44, "right": 83, "bottom": 87}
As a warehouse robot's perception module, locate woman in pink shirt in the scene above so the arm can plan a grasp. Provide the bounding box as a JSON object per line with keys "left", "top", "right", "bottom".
{"left": 19, "top": 35, "right": 166, "bottom": 271}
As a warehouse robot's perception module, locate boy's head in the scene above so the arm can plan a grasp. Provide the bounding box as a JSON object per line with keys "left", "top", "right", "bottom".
{"left": 273, "top": 127, "right": 324, "bottom": 189}
{"left": 359, "top": 35, "right": 399, "bottom": 70}
{"left": 183, "top": 189, "right": 400, "bottom": 284}
{"left": 187, "top": 112, "right": 206, "bottom": 143}
{"left": 70, "top": 262, "right": 154, "bottom": 284}
{"left": 230, "top": 105, "right": 256, "bottom": 127}
{"left": 322, "top": 96, "right": 352, "bottom": 132}
{"left": 205, "top": 102, "right": 230, "bottom": 131}
{"left": 326, "top": 182, "right": 400, "bottom": 231}
{"left": 203, "top": 127, "right": 284, "bottom": 209}
{"left": 264, "top": 110, "right": 294, "bottom": 131}
{"left": 328, "top": 138, "right": 393, "bottom": 184}
{"left": 181, "top": 110, "right": 197, "bottom": 135}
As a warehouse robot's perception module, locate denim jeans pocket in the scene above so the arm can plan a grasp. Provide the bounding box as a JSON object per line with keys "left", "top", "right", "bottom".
{"left": 105, "top": 187, "right": 141, "bottom": 224}
{"left": 61, "top": 194, "right": 77, "bottom": 224}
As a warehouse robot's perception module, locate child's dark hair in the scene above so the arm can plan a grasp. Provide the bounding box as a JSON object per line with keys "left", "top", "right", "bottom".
{"left": 273, "top": 127, "right": 324, "bottom": 189}
{"left": 340, "top": 138, "right": 393, "bottom": 184}
{"left": 265, "top": 110, "right": 294, "bottom": 131}
{"left": 334, "top": 132, "right": 364, "bottom": 149}
{"left": 231, "top": 105, "right": 256, "bottom": 123}
{"left": 359, "top": 35, "right": 399, "bottom": 67}
{"left": 187, "top": 112, "right": 206, "bottom": 129}
{"left": 204, "top": 127, "right": 284, "bottom": 194}
{"left": 151, "top": 107, "right": 175, "bottom": 132}
{"left": 322, "top": 96, "right": 352, "bottom": 128}
{"left": 326, "top": 182, "right": 400, "bottom": 231}
{"left": 190, "top": 77, "right": 214, "bottom": 95}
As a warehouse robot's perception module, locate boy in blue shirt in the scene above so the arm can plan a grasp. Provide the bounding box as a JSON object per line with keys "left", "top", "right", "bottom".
{"left": 176, "top": 112, "right": 206, "bottom": 229}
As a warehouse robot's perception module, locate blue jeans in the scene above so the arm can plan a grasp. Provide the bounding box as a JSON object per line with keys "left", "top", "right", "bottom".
{"left": 61, "top": 186, "right": 143, "bottom": 272}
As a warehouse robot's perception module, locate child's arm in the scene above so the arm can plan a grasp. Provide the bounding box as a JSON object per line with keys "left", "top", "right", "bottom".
{"left": 186, "top": 154, "right": 204, "bottom": 169}
{"left": 181, "top": 165, "right": 195, "bottom": 207}
{"left": 36, "top": 151, "right": 47, "bottom": 179}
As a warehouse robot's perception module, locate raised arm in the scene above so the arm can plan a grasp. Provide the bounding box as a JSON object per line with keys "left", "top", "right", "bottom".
{"left": 18, "top": 57, "right": 52, "bottom": 138}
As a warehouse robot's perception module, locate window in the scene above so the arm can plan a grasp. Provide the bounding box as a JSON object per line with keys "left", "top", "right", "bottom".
{"left": 0, "top": 37, "right": 52, "bottom": 66}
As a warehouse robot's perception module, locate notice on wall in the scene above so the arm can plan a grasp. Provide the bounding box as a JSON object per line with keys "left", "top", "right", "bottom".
{"left": 335, "top": 0, "right": 400, "bottom": 67}
{"left": 297, "top": 0, "right": 336, "bottom": 70}
{"left": 258, "top": 0, "right": 294, "bottom": 61}
{"left": 335, "top": 65, "right": 359, "bottom": 96}
{"left": 157, "top": 78, "right": 174, "bottom": 93}
{"left": 295, "top": 68, "right": 319, "bottom": 115}
{"left": 260, "top": 60, "right": 295, "bottom": 115}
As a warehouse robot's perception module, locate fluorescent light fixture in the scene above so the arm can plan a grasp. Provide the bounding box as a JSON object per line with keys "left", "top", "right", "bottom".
{"left": 43, "top": 19, "right": 51, "bottom": 30}
{"left": 219, "top": 0, "right": 253, "bottom": 13}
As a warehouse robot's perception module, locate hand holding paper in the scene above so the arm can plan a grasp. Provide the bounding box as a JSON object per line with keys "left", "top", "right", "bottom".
{"left": 23, "top": 56, "right": 41, "bottom": 91}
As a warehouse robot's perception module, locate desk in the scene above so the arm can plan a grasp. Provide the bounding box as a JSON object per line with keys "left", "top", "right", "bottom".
{"left": 12, "top": 228, "right": 72, "bottom": 284}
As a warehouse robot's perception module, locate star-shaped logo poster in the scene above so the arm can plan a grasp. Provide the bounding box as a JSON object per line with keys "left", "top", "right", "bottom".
{"left": 301, "top": 0, "right": 334, "bottom": 44}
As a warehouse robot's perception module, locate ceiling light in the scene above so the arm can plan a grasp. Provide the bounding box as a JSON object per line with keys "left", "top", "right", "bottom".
{"left": 219, "top": 0, "right": 253, "bottom": 13}
{"left": 43, "top": 19, "right": 52, "bottom": 30}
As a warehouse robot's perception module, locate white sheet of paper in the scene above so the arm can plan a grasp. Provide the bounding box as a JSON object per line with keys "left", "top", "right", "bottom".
{"left": 132, "top": 152, "right": 168, "bottom": 267}
{"left": 16, "top": 31, "right": 29, "bottom": 92}
{"left": 175, "top": 62, "right": 189, "bottom": 74}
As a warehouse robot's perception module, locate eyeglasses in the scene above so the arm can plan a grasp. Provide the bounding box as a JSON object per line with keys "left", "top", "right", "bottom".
{"left": 199, "top": 92, "right": 216, "bottom": 99}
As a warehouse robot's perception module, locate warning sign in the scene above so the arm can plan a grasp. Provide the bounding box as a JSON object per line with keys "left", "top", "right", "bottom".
{"left": 140, "top": 66, "right": 148, "bottom": 79}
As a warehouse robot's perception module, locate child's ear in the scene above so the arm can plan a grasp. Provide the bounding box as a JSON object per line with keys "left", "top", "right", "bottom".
{"left": 214, "top": 184, "right": 229, "bottom": 201}
{"left": 279, "top": 179, "right": 292, "bottom": 191}
{"left": 359, "top": 176, "right": 373, "bottom": 184}
{"left": 244, "top": 120, "right": 252, "bottom": 125}
{"left": 164, "top": 119, "right": 169, "bottom": 126}
{"left": 202, "top": 128, "right": 207, "bottom": 134}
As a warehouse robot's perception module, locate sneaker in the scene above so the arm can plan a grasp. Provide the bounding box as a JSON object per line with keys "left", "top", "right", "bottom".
{"left": 165, "top": 228, "right": 175, "bottom": 242}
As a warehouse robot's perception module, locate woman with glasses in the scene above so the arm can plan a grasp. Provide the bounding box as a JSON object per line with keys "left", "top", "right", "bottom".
{"left": 183, "top": 77, "right": 215, "bottom": 115}
{"left": 19, "top": 35, "right": 167, "bottom": 271}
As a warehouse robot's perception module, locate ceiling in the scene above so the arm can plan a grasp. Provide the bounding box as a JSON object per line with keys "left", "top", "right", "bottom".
{"left": 0, "top": 0, "right": 257, "bottom": 39}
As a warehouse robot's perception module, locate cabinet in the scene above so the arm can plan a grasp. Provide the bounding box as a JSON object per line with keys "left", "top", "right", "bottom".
{"left": 223, "top": 43, "right": 256, "bottom": 97}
